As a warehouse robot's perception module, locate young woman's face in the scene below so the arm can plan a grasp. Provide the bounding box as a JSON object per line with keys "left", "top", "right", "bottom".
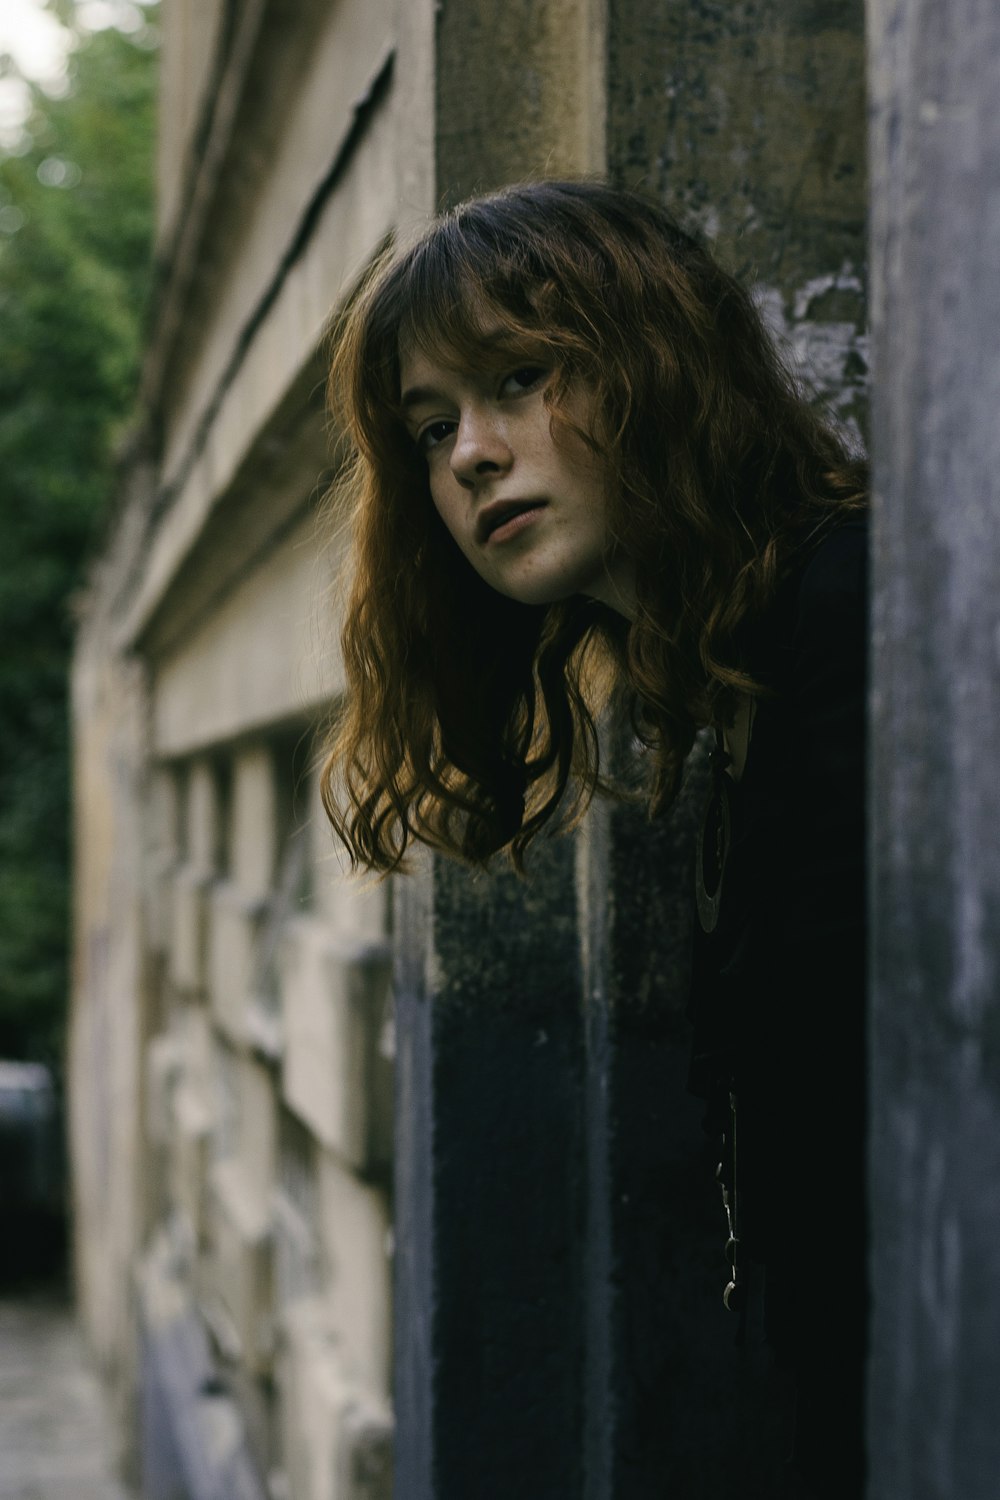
{"left": 398, "top": 340, "right": 636, "bottom": 616}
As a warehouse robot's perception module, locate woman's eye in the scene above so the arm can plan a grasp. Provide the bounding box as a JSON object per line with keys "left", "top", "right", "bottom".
{"left": 417, "top": 420, "right": 456, "bottom": 453}
{"left": 500, "top": 366, "right": 548, "bottom": 396}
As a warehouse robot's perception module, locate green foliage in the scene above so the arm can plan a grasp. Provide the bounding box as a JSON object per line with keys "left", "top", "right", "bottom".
{"left": 0, "top": 12, "right": 158, "bottom": 1064}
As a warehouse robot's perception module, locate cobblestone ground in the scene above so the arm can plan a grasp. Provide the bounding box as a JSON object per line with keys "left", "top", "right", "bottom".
{"left": 0, "top": 1283, "right": 133, "bottom": 1500}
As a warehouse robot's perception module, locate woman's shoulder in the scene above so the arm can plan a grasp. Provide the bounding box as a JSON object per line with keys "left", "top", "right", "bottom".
{"left": 744, "top": 514, "right": 868, "bottom": 680}
{"left": 788, "top": 513, "right": 869, "bottom": 652}
{"left": 795, "top": 514, "right": 868, "bottom": 602}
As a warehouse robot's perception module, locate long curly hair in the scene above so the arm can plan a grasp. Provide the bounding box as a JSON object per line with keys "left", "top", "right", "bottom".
{"left": 321, "top": 179, "right": 866, "bottom": 872}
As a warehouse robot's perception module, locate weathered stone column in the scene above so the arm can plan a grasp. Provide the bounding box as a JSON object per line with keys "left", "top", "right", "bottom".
{"left": 868, "top": 1, "right": 1000, "bottom": 1494}
{"left": 394, "top": 846, "right": 587, "bottom": 1500}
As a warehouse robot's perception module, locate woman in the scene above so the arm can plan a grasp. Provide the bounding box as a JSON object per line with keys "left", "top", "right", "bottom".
{"left": 322, "top": 180, "right": 867, "bottom": 1497}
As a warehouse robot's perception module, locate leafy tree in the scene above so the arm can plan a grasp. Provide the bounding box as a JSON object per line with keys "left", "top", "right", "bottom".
{"left": 0, "top": 10, "right": 158, "bottom": 1064}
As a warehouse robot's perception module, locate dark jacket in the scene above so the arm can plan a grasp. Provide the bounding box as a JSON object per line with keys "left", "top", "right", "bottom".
{"left": 688, "top": 516, "right": 868, "bottom": 1495}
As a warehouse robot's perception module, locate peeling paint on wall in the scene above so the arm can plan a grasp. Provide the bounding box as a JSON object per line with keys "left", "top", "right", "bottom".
{"left": 754, "top": 264, "right": 869, "bottom": 450}
{"left": 607, "top": 0, "right": 868, "bottom": 449}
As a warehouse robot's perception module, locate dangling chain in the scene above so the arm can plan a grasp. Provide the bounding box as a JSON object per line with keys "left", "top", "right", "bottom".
{"left": 719, "top": 1090, "right": 746, "bottom": 1324}
{"left": 698, "top": 706, "right": 756, "bottom": 1323}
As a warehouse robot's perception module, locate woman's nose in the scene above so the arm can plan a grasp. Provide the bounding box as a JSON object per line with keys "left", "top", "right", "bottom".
{"left": 450, "top": 407, "right": 512, "bottom": 489}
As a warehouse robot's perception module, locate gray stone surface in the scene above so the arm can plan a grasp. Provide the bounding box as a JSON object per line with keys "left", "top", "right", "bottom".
{"left": 607, "top": 0, "right": 869, "bottom": 439}
{"left": 868, "top": 0, "right": 1000, "bottom": 1495}
{"left": 0, "top": 1289, "right": 132, "bottom": 1500}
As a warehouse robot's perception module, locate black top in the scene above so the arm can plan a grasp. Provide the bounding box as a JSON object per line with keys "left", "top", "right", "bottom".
{"left": 688, "top": 517, "right": 868, "bottom": 1496}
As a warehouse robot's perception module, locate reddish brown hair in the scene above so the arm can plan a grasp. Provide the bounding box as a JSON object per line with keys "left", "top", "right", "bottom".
{"left": 321, "top": 180, "right": 865, "bottom": 871}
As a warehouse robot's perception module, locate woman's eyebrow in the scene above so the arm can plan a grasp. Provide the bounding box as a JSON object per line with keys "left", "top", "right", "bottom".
{"left": 399, "top": 384, "right": 444, "bottom": 411}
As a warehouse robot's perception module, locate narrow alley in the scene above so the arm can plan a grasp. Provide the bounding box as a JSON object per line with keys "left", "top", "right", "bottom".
{"left": 0, "top": 1284, "right": 132, "bottom": 1500}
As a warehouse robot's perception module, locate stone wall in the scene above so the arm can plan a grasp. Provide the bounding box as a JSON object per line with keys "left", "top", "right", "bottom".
{"left": 72, "top": 0, "right": 397, "bottom": 1492}
{"left": 607, "top": 0, "right": 868, "bottom": 442}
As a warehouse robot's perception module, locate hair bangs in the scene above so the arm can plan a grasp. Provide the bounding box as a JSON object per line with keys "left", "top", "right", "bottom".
{"left": 391, "top": 218, "right": 584, "bottom": 388}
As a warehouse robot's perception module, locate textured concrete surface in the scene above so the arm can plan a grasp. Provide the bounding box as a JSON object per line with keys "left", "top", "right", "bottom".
{"left": 607, "top": 0, "right": 868, "bottom": 440}
{"left": 869, "top": 0, "right": 1000, "bottom": 1494}
{"left": 0, "top": 1287, "right": 132, "bottom": 1500}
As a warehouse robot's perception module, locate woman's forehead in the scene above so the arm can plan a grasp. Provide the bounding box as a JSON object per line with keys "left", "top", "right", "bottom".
{"left": 396, "top": 315, "right": 550, "bottom": 386}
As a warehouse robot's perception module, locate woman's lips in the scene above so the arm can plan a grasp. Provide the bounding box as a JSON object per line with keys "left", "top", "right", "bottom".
{"left": 483, "top": 502, "right": 546, "bottom": 545}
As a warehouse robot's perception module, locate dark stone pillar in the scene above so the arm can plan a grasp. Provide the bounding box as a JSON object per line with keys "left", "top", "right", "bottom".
{"left": 393, "top": 844, "right": 587, "bottom": 1500}
{"left": 868, "top": 1, "right": 1000, "bottom": 1495}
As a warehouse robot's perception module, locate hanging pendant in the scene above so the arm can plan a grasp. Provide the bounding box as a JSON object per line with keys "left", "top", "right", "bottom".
{"left": 695, "top": 736, "right": 732, "bottom": 934}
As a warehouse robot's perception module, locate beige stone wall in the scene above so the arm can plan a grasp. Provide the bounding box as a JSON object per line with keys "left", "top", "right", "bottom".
{"left": 155, "top": 0, "right": 228, "bottom": 244}
{"left": 74, "top": 0, "right": 401, "bottom": 1488}
{"left": 69, "top": 564, "right": 149, "bottom": 1462}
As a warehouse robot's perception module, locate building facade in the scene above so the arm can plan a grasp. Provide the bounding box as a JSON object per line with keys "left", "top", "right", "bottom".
{"left": 69, "top": 0, "right": 879, "bottom": 1495}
